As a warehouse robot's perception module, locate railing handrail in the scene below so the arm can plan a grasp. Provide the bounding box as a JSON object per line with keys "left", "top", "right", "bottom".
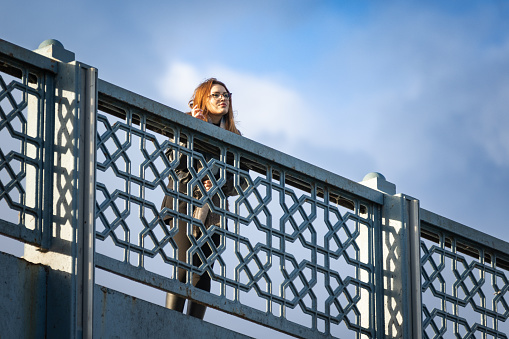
{"left": 98, "top": 79, "right": 384, "bottom": 206}
{"left": 0, "top": 39, "right": 58, "bottom": 74}
{"left": 420, "top": 207, "right": 509, "bottom": 255}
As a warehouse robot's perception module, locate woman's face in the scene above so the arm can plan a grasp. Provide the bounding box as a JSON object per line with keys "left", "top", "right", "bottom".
{"left": 206, "top": 84, "right": 230, "bottom": 118}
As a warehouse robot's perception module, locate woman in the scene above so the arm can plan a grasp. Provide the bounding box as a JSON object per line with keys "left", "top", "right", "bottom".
{"left": 162, "top": 78, "right": 241, "bottom": 319}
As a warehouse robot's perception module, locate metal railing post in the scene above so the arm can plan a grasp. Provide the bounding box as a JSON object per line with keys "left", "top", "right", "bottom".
{"left": 81, "top": 66, "right": 97, "bottom": 339}
{"left": 407, "top": 198, "right": 422, "bottom": 338}
{"left": 361, "top": 173, "right": 422, "bottom": 338}
{"left": 23, "top": 40, "right": 96, "bottom": 339}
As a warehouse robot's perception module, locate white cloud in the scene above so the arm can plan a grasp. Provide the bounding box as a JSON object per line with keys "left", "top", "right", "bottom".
{"left": 154, "top": 2, "right": 509, "bottom": 196}
{"left": 156, "top": 61, "right": 203, "bottom": 111}
{"left": 157, "top": 61, "right": 320, "bottom": 149}
{"left": 475, "top": 96, "right": 509, "bottom": 167}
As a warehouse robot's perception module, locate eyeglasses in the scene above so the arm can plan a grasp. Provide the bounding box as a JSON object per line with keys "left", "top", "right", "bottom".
{"left": 209, "top": 92, "right": 232, "bottom": 100}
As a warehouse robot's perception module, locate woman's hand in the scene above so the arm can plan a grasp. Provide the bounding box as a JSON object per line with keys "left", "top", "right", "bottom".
{"left": 203, "top": 179, "right": 212, "bottom": 191}
{"left": 191, "top": 105, "right": 206, "bottom": 121}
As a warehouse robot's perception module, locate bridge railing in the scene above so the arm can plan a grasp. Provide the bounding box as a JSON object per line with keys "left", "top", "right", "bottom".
{"left": 0, "top": 39, "right": 56, "bottom": 249}
{"left": 1, "top": 38, "right": 509, "bottom": 338}
{"left": 95, "top": 78, "right": 385, "bottom": 338}
{"left": 419, "top": 208, "right": 509, "bottom": 338}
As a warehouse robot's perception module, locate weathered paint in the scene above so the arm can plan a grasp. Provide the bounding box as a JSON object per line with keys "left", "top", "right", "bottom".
{"left": 94, "top": 285, "right": 254, "bottom": 339}
{"left": 0, "top": 252, "right": 47, "bottom": 339}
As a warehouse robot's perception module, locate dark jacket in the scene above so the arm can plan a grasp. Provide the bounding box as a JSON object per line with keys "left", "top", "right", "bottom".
{"left": 161, "top": 139, "right": 248, "bottom": 234}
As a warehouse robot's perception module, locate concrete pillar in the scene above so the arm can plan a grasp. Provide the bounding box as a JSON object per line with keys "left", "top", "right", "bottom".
{"left": 360, "top": 172, "right": 421, "bottom": 339}
{"left": 23, "top": 39, "right": 97, "bottom": 339}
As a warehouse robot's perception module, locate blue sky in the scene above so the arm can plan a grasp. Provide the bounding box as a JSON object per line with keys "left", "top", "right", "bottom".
{"left": 3, "top": 0, "right": 509, "bottom": 238}
{"left": 3, "top": 0, "right": 509, "bottom": 336}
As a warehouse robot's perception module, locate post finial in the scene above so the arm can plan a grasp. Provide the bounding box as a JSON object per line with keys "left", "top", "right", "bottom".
{"left": 360, "top": 172, "right": 396, "bottom": 195}
{"left": 35, "top": 39, "right": 75, "bottom": 63}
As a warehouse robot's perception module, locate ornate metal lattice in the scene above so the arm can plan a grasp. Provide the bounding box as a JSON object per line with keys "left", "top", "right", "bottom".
{"left": 421, "top": 224, "right": 509, "bottom": 338}
{"left": 0, "top": 59, "right": 48, "bottom": 244}
{"left": 5, "top": 39, "right": 509, "bottom": 339}
{"left": 95, "top": 96, "right": 381, "bottom": 338}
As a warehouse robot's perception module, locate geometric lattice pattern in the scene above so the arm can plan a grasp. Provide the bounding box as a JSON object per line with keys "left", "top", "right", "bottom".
{"left": 6, "top": 40, "right": 509, "bottom": 339}
{"left": 95, "top": 97, "right": 380, "bottom": 338}
{"left": 0, "top": 62, "right": 46, "bottom": 242}
{"left": 421, "top": 225, "right": 509, "bottom": 339}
